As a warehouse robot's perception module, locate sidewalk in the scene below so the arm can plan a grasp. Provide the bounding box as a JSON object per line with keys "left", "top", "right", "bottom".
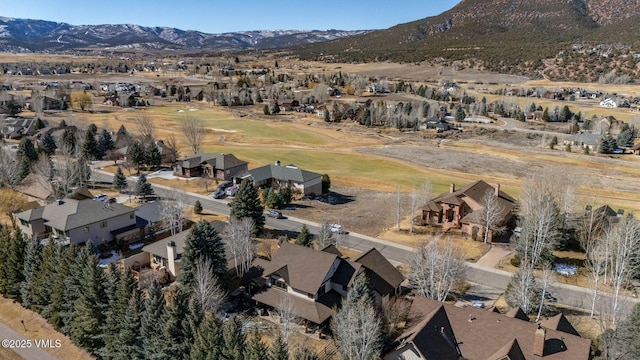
{"left": 0, "top": 322, "right": 58, "bottom": 360}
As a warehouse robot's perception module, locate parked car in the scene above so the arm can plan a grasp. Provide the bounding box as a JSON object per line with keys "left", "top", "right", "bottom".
{"left": 544, "top": 292, "right": 557, "bottom": 303}
{"left": 93, "top": 193, "right": 107, "bottom": 201}
{"left": 472, "top": 300, "right": 485, "bottom": 308}
{"left": 217, "top": 181, "right": 233, "bottom": 191}
{"left": 330, "top": 224, "right": 345, "bottom": 234}
{"left": 267, "top": 210, "right": 283, "bottom": 219}
{"left": 225, "top": 185, "right": 239, "bottom": 197}
{"left": 212, "top": 189, "right": 226, "bottom": 199}
{"left": 105, "top": 197, "right": 116, "bottom": 204}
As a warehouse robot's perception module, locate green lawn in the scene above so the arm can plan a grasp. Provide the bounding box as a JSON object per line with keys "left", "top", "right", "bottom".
{"left": 149, "top": 106, "right": 329, "bottom": 146}
{"left": 203, "top": 144, "right": 470, "bottom": 193}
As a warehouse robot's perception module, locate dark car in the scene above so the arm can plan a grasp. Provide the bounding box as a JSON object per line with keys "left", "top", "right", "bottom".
{"left": 217, "top": 181, "right": 233, "bottom": 191}
{"left": 267, "top": 210, "right": 283, "bottom": 219}
{"left": 212, "top": 189, "right": 226, "bottom": 199}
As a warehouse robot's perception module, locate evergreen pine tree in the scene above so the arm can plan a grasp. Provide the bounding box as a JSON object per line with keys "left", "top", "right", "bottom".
{"left": 272, "top": 102, "right": 280, "bottom": 114}
{"left": 179, "top": 220, "right": 227, "bottom": 289}
{"left": 542, "top": 107, "right": 550, "bottom": 122}
{"left": 40, "top": 132, "right": 58, "bottom": 155}
{"left": 0, "top": 227, "right": 26, "bottom": 300}
{"left": 230, "top": 179, "right": 265, "bottom": 232}
{"left": 117, "top": 124, "right": 128, "bottom": 135}
{"left": 114, "top": 289, "right": 143, "bottom": 359}
{"left": 62, "top": 129, "right": 76, "bottom": 152}
{"left": 222, "top": 316, "right": 246, "bottom": 360}
{"left": 194, "top": 200, "right": 203, "bottom": 214}
{"left": 142, "top": 280, "right": 167, "bottom": 359}
{"left": 113, "top": 166, "right": 128, "bottom": 191}
{"left": 98, "top": 129, "right": 115, "bottom": 157}
{"left": 278, "top": 187, "right": 293, "bottom": 206}
{"left": 614, "top": 302, "right": 640, "bottom": 358}
{"left": 47, "top": 244, "right": 77, "bottom": 329}
{"left": 35, "top": 118, "right": 45, "bottom": 130}
{"left": 296, "top": 224, "right": 312, "bottom": 247}
{"left": 145, "top": 143, "right": 162, "bottom": 169}
{"left": 269, "top": 332, "right": 289, "bottom": 360}
{"left": 81, "top": 127, "right": 99, "bottom": 160}
{"left": 190, "top": 314, "right": 224, "bottom": 360}
{"left": 17, "top": 138, "right": 38, "bottom": 162}
{"left": 160, "top": 289, "right": 192, "bottom": 357}
{"left": 263, "top": 105, "right": 270, "bottom": 115}
{"left": 244, "top": 332, "right": 268, "bottom": 360}
{"left": 20, "top": 237, "right": 42, "bottom": 309}
{"left": 61, "top": 243, "right": 92, "bottom": 334}
{"left": 31, "top": 239, "right": 58, "bottom": 315}
{"left": 129, "top": 141, "right": 146, "bottom": 175}
{"left": 135, "top": 174, "right": 154, "bottom": 197}
{"left": 321, "top": 174, "right": 331, "bottom": 195}
{"left": 70, "top": 244, "right": 107, "bottom": 353}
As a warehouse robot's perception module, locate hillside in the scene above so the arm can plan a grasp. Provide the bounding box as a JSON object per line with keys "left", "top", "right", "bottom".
{"left": 293, "top": 0, "right": 640, "bottom": 79}
{"left": 0, "top": 16, "right": 369, "bottom": 52}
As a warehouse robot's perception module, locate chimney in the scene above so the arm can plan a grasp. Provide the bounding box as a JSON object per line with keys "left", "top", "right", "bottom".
{"left": 533, "top": 325, "right": 546, "bottom": 357}
{"left": 275, "top": 160, "right": 280, "bottom": 166}
{"left": 495, "top": 183, "right": 501, "bottom": 197}
{"left": 167, "top": 241, "right": 177, "bottom": 279}
{"left": 450, "top": 183, "right": 455, "bottom": 193}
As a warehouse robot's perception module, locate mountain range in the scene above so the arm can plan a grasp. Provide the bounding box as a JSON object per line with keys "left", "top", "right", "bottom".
{"left": 294, "top": 0, "right": 640, "bottom": 78}
{"left": 0, "top": 16, "right": 369, "bottom": 52}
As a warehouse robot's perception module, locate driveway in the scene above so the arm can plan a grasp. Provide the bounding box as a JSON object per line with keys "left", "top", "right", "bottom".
{"left": 476, "top": 245, "right": 512, "bottom": 268}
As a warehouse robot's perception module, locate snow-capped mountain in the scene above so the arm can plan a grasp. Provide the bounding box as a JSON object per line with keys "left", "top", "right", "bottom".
{"left": 0, "top": 16, "right": 369, "bottom": 52}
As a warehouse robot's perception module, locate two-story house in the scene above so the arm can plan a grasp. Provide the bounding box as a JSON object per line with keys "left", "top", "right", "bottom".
{"left": 15, "top": 198, "right": 138, "bottom": 245}
{"left": 173, "top": 153, "right": 248, "bottom": 179}
{"left": 250, "top": 242, "right": 404, "bottom": 327}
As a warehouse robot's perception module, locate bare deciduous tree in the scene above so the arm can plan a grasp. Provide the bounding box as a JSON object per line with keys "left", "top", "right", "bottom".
{"left": 277, "top": 293, "right": 295, "bottom": 344}
{"left": 223, "top": 217, "right": 256, "bottom": 276}
{"left": 135, "top": 114, "right": 156, "bottom": 144}
{"left": 473, "top": 188, "right": 506, "bottom": 243}
{"left": 180, "top": 115, "right": 206, "bottom": 155}
{"left": 396, "top": 186, "right": 403, "bottom": 231}
{"left": 409, "top": 187, "right": 420, "bottom": 234}
{"left": 193, "top": 257, "right": 226, "bottom": 314}
{"left": 515, "top": 174, "right": 562, "bottom": 268}
{"left": 316, "top": 221, "right": 334, "bottom": 250}
{"left": 535, "top": 263, "right": 554, "bottom": 322}
{"left": 0, "top": 145, "right": 21, "bottom": 188}
{"left": 606, "top": 215, "right": 640, "bottom": 325}
{"left": 165, "top": 133, "right": 180, "bottom": 161}
{"left": 586, "top": 240, "right": 606, "bottom": 318}
{"left": 160, "top": 191, "right": 187, "bottom": 236}
{"left": 505, "top": 262, "right": 539, "bottom": 314}
{"left": 409, "top": 237, "right": 466, "bottom": 302}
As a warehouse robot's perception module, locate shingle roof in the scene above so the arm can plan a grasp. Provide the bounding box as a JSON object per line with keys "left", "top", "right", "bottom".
{"left": 178, "top": 153, "right": 247, "bottom": 169}
{"left": 565, "top": 132, "right": 603, "bottom": 146}
{"left": 354, "top": 248, "right": 404, "bottom": 296}
{"left": 486, "top": 338, "right": 526, "bottom": 360}
{"left": 394, "top": 297, "right": 590, "bottom": 360}
{"left": 505, "top": 307, "right": 530, "bottom": 321}
{"left": 540, "top": 313, "right": 581, "bottom": 337}
{"left": 244, "top": 164, "right": 321, "bottom": 184}
{"left": 261, "top": 242, "right": 338, "bottom": 295}
{"left": 142, "top": 220, "right": 227, "bottom": 259}
{"left": 252, "top": 287, "right": 338, "bottom": 324}
{"left": 16, "top": 199, "right": 135, "bottom": 231}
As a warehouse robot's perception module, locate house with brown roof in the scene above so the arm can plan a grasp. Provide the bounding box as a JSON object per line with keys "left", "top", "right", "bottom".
{"left": 385, "top": 297, "right": 590, "bottom": 360}
{"left": 422, "top": 180, "right": 516, "bottom": 242}
{"left": 174, "top": 153, "right": 248, "bottom": 180}
{"left": 250, "top": 242, "right": 404, "bottom": 327}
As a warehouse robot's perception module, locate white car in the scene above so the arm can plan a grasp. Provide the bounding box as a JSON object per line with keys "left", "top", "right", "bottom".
{"left": 330, "top": 224, "right": 345, "bottom": 234}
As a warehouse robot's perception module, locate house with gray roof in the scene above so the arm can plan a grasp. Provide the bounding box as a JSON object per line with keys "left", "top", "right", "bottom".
{"left": 15, "top": 198, "right": 137, "bottom": 245}
{"left": 174, "top": 153, "right": 248, "bottom": 180}
{"left": 563, "top": 131, "right": 603, "bottom": 151}
{"left": 250, "top": 242, "right": 403, "bottom": 326}
{"left": 242, "top": 161, "right": 322, "bottom": 196}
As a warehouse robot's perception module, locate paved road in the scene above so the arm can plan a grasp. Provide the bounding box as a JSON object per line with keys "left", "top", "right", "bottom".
{"left": 0, "top": 323, "right": 57, "bottom": 360}
{"left": 92, "top": 169, "right": 640, "bottom": 314}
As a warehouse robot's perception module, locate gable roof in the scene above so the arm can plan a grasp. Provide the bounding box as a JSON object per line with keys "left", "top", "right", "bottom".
{"left": 505, "top": 307, "right": 530, "bottom": 321}
{"left": 244, "top": 164, "right": 321, "bottom": 184}
{"left": 16, "top": 199, "right": 135, "bottom": 231}
{"left": 540, "top": 313, "right": 581, "bottom": 337}
{"left": 393, "top": 297, "right": 590, "bottom": 360}
{"left": 142, "top": 220, "right": 227, "bottom": 260}
{"left": 177, "top": 153, "right": 247, "bottom": 169}
{"left": 399, "top": 304, "right": 461, "bottom": 360}
{"left": 262, "top": 242, "right": 338, "bottom": 295}
{"left": 353, "top": 248, "right": 404, "bottom": 296}
{"left": 565, "top": 132, "right": 603, "bottom": 146}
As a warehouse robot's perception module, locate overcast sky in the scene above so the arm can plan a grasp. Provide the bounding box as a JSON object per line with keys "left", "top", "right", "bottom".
{"left": 0, "top": 1, "right": 461, "bottom": 33}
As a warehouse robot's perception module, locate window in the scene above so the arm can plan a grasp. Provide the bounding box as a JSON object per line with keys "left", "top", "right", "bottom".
{"left": 318, "top": 283, "right": 327, "bottom": 296}
{"left": 130, "top": 213, "right": 135, "bottom": 220}
{"left": 273, "top": 279, "right": 287, "bottom": 291}
{"left": 100, "top": 221, "right": 107, "bottom": 228}
{"left": 84, "top": 226, "right": 89, "bottom": 233}
{"left": 20, "top": 219, "right": 29, "bottom": 227}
